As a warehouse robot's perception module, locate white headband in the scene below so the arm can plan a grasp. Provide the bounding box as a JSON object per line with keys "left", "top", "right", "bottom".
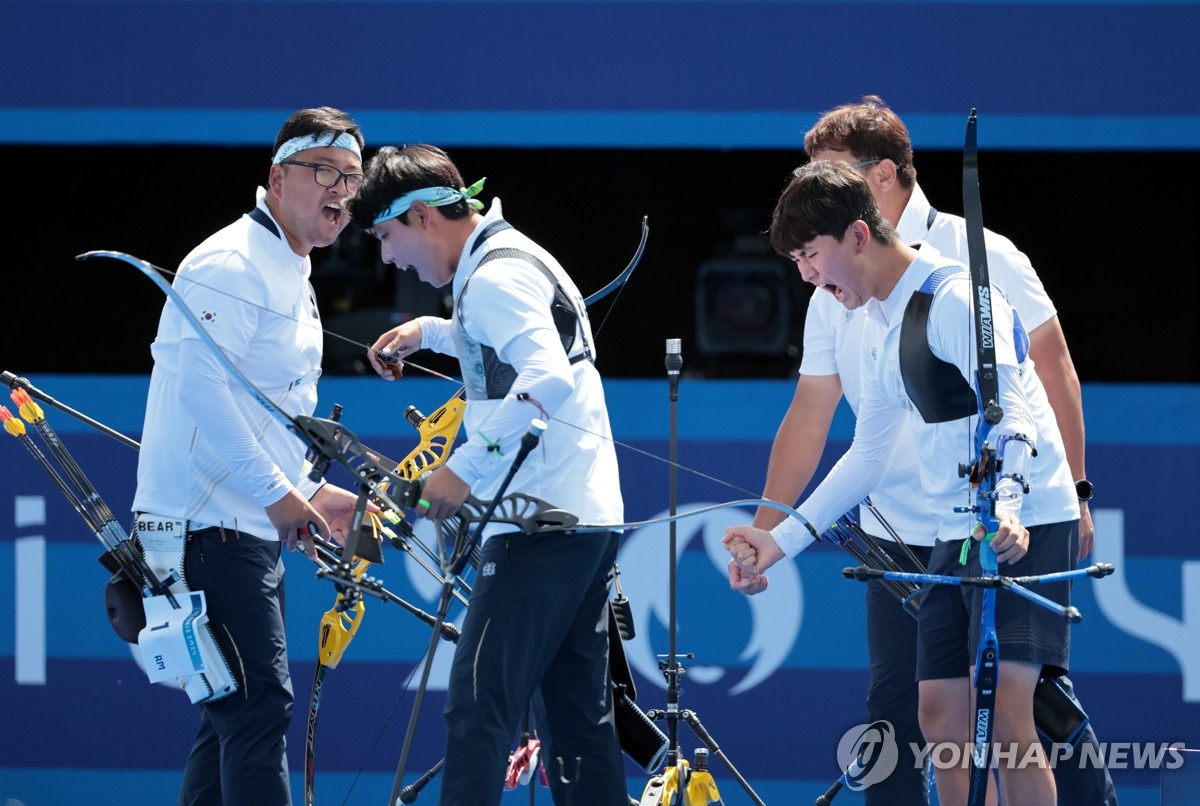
{"left": 272, "top": 131, "right": 362, "bottom": 164}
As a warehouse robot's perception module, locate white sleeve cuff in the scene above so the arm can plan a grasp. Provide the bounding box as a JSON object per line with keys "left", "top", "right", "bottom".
{"left": 771, "top": 516, "right": 818, "bottom": 558}
{"left": 297, "top": 473, "right": 326, "bottom": 502}
{"left": 415, "top": 316, "right": 455, "bottom": 355}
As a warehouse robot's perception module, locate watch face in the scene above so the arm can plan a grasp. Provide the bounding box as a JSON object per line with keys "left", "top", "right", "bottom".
{"left": 1075, "top": 479, "right": 1094, "bottom": 502}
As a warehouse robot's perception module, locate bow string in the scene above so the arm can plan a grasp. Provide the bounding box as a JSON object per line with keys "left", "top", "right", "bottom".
{"left": 74, "top": 218, "right": 826, "bottom": 801}
{"left": 78, "top": 227, "right": 814, "bottom": 538}
{"left": 305, "top": 387, "right": 471, "bottom": 806}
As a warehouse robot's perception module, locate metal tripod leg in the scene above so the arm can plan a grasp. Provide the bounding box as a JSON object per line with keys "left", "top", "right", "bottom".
{"left": 681, "top": 709, "right": 766, "bottom": 805}
{"left": 640, "top": 707, "right": 767, "bottom": 806}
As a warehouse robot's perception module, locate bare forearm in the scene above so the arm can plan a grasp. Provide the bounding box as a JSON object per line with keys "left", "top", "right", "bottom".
{"left": 1029, "top": 316, "right": 1095, "bottom": 557}
{"left": 753, "top": 374, "right": 842, "bottom": 530}
{"left": 755, "top": 426, "right": 827, "bottom": 530}
{"left": 1029, "top": 317, "right": 1085, "bottom": 480}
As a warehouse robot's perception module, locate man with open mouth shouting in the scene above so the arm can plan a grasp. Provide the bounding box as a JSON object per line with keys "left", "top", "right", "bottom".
{"left": 132, "top": 106, "right": 367, "bottom": 806}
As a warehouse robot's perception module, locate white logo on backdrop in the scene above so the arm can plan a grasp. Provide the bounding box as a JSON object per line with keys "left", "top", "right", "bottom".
{"left": 1092, "top": 508, "right": 1200, "bottom": 701}
{"left": 617, "top": 503, "right": 802, "bottom": 694}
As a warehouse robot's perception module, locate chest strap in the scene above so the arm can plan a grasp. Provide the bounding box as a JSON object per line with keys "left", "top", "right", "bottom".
{"left": 898, "top": 266, "right": 1030, "bottom": 424}
{"left": 899, "top": 266, "right": 978, "bottom": 424}
{"left": 456, "top": 244, "right": 592, "bottom": 399}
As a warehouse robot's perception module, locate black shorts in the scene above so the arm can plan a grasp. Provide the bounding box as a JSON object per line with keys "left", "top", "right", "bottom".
{"left": 916, "top": 519, "right": 1077, "bottom": 681}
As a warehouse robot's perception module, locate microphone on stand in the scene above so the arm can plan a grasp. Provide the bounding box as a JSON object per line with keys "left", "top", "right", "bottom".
{"left": 663, "top": 337, "right": 682, "bottom": 766}
{"left": 665, "top": 338, "right": 682, "bottom": 402}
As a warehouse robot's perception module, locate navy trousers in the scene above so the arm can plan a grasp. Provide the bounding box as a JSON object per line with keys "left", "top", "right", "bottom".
{"left": 179, "top": 528, "right": 293, "bottom": 806}
{"left": 440, "top": 531, "right": 627, "bottom": 806}
{"left": 864, "top": 543, "right": 933, "bottom": 806}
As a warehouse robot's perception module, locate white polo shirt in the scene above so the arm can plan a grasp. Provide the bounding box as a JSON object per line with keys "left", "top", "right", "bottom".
{"left": 778, "top": 244, "right": 1078, "bottom": 555}
{"left": 133, "top": 187, "right": 324, "bottom": 541}
{"left": 791, "top": 183, "right": 1059, "bottom": 549}
{"left": 415, "top": 199, "right": 624, "bottom": 533}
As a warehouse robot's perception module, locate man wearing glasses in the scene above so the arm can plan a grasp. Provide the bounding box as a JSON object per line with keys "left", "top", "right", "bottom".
{"left": 733, "top": 97, "right": 1113, "bottom": 804}
{"left": 133, "top": 107, "right": 366, "bottom": 805}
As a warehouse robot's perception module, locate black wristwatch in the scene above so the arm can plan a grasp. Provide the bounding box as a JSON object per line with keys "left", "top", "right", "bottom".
{"left": 1075, "top": 479, "right": 1094, "bottom": 503}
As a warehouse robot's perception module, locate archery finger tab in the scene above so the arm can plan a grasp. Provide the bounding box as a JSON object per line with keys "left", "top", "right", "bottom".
{"left": 297, "top": 523, "right": 318, "bottom": 552}
{"left": 377, "top": 349, "right": 402, "bottom": 366}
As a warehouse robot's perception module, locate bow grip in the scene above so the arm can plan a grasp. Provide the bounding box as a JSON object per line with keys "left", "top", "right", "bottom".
{"left": 317, "top": 595, "right": 365, "bottom": 670}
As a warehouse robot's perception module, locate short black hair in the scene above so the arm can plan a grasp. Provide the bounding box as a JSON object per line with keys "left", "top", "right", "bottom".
{"left": 347, "top": 144, "right": 473, "bottom": 229}
{"left": 769, "top": 160, "right": 896, "bottom": 257}
{"left": 271, "top": 107, "right": 364, "bottom": 156}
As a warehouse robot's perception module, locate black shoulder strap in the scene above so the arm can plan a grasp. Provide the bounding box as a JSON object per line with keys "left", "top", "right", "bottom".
{"left": 465, "top": 247, "right": 593, "bottom": 364}
{"left": 899, "top": 266, "right": 977, "bottom": 423}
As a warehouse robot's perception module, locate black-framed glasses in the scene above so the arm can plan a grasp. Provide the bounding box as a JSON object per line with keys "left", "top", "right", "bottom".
{"left": 851, "top": 159, "right": 882, "bottom": 169}
{"left": 281, "top": 159, "right": 364, "bottom": 192}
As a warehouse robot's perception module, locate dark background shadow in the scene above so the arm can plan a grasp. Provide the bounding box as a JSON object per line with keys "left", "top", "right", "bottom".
{"left": 8, "top": 146, "right": 1197, "bottom": 382}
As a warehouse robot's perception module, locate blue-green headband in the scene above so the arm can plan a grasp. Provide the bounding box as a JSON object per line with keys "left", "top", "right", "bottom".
{"left": 372, "top": 177, "right": 487, "bottom": 226}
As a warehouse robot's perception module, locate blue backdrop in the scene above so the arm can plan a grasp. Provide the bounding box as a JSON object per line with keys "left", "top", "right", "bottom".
{"left": 3, "top": 0, "right": 1199, "bottom": 149}
{"left": 0, "top": 376, "right": 1197, "bottom": 804}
